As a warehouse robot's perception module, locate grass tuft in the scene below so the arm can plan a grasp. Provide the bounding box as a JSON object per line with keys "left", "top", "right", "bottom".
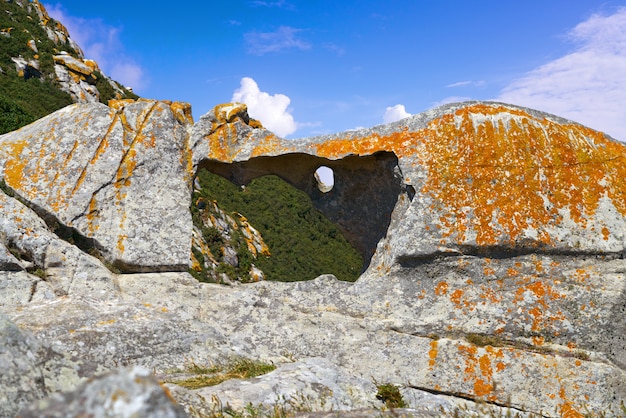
{"left": 164, "top": 358, "right": 276, "bottom": 390}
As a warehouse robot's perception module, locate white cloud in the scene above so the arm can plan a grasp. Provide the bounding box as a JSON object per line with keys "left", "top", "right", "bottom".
{"left": 446, "top": 80, "right": 485, "bottom": 88}
{"left": 245, "top": 26, "right": 310, "bottom": 55}
{"left": 497, "top": 7, "right": 626, "bottom": 141}
{"left": 232, "top": 77, "right": 298, "bottom": 137}
{"left": 383, "top": 104, "right": 411, "bottom": 124}
{"left": 44, "top": 3, "right": 146, "bottom": 92}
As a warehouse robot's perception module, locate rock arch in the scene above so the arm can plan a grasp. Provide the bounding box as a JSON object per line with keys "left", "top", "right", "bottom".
{"left": 198, "top": 151, "right": 409, "bottom": 271}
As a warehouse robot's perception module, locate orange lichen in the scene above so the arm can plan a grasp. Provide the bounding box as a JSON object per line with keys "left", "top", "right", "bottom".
{"left": 450, "top": 289, "right": 464, "bottom": 308}
{"left": 300, "top": 104, "right": 626, "bottom": 247}
{"left": 457, "top": 343, "right": 500, "bottom": 401}
{"left": 428, "top": 340, "right": 438, "bottom": 368}
{"left": 169, "top": 101, "right": 194, "bottom": 126}
{"left": 4, "top": 140, "right": 29, "bottom": 189}
{"left": 435, "top": 281, "right": 449, "bottom": 296}
{"left": 513, "top": 279, "right": 566, "bottom": 332}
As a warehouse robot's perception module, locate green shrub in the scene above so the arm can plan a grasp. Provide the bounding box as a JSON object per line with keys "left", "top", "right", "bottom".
{"left": 375, "top": 383, "right": 407, "bottom": 409}
{"left": 193, "top": 169, "right": 363, "bottom": 282}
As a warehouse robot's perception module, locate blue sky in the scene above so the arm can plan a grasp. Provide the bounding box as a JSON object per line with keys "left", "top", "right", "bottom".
{"left": 45, "top": 1, "right": 626, "bottom": 141}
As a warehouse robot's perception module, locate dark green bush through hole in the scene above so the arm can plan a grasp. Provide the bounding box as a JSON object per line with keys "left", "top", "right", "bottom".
{"left": 192, "top": 168, "right": 363, "bottom": 282}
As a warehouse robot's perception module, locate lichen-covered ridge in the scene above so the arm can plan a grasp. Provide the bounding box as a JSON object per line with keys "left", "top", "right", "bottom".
{"left": 192, "top": 101, "right": 626, "bottom": 264}
{"left": 1, "top": 99, "right": 625, "bottom": 416}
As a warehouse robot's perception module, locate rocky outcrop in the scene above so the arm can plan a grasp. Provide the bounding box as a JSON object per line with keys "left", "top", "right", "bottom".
{"left": 0, "top": 99, "right": 194, "bottom": 272}
{"left": 192, "top": 101, "right": 626, "bottom": 262}
{"left": 2, "top": 0, "right": 134, "bottom": 104}
{"left": 0, "top": 99, "right": 625, "bottom": 416}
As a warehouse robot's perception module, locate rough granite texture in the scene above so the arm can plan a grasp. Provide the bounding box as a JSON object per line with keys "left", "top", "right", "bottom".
{"left": 0, "top": 99, "right": 194, "bottom": 272}
{"left": 18, "top": 366, "right": 187, "bottom": 418}
{"left": 0, "top": 100, "right": 625, "bottom": 417}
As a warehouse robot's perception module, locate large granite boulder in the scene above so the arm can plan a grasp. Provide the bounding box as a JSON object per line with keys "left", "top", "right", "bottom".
{"left": 0, "top": 99, "right": 194, "bottom": 272}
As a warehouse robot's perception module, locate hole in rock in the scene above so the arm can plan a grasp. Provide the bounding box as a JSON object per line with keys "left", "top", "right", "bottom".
{"left": 314, "top": 166, "right": 334, "bottom": 193}
{"left": 191, "top": 170, "right": 362, "bottom": 282}
{"left": 194, "top": 151, "right": 407, "bottom": 282}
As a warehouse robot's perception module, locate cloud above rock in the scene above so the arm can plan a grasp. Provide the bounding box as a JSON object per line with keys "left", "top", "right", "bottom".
{"left": 383, "top": 104, "right": 411, "bottom": 124}
{"left": 497, "top": 7, "right": 626, "bottom": 141}
{"left": 232, "top": 77, "right": 298, "bottom": 137}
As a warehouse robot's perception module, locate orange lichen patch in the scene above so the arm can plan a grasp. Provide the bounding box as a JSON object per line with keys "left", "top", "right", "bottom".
{"left": 4, "top": 140, "right": 29, "bottom": 189}
{"left": 85, "top": 195, "right": 99, "bottom": 232}
{"left": 206, "top": 123, "right": 241, "bottom": 162}
{"left": 117, "top": 233, "right": 127, "bottom": 253}
{"left": 428, "top": 340, "right": 438, "bottom": 368}
{"left": 457, "top": 343, "right": 500, "bottom": 401}
{"left": 108, "top": 99, "right": 136, "bottom": 110}
{"left": 496, "top": 361, "right": 506, "bottom": 372}
{"left": 169, "top": 101, "right": 194, "bottom": 126}
{"left": 532, "top": 336, "right": 545, "bottom": 346}
{"left": 513, "top": 279, "right": 566, "bottom": 332}
{"left": 601, "top": 226, "right": 610, "bottom": 240}
{"left": 434, "top": 281, "right": 449, "bottom": 296}
{"left": 506, "top": 267, "right": 520, "bottom": 277}
{"left": 450, "top": 289, "right": 464, "bottom": 308}
{"left": 559, "top": 389, "right": 584, "bottom": 418}
{"left": 478, "top": 286, "right": 501, "bottom": 304}
{"left": 250, "top": 133, "right": 287, "bottom": 158}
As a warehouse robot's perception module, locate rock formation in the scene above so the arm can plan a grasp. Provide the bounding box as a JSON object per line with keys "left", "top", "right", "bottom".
{"left": 0, "top": 0, "right": 136, "bottom": 130}
{"left": 0, "top": 99, "right": 625, "bottom": 417}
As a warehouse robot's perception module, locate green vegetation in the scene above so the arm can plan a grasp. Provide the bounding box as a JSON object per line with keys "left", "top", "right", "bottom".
{"left": 163, "top": 358, "right": 276, "bottom": 390}
{"left": 466, "top": 333, "right": 505, "bottom": 348}
{"left": 0, "top": 1, "right": 79, "bottom": 72}
{"left": 375, "top": 383, "right": 407, "bottom": 409}
{"left": 0, "top": 76, "right": 73, "bottom": 134}
{"left": 93, "top": 70, "right": 138, "bottom": 104}
{"left": 193, "top": 169, "right": 363, "bottom": 282}
{"left": 0, "top": 1, "right": 137, "bottom": 134}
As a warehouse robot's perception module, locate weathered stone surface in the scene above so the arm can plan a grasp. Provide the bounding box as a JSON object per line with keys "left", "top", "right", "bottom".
{"left": 0, "top": 313, "right": 85, "bottom": 417}
{"left": 6, "top": 269, "right": 622, "bottom": 416}
{"left": 1, "top": 100, "right": 626, "bottom": 417}
{"left": 0, "top": 99, "right": 194, "bottom": 272}
{"left": 0, "top": 187, "right": 118, "bottom": 299}
{"left": 169, "top": 357, "right": 378, "bottom": 414}
{"left": 53, "top": 55, "right": 100, "bottom": 103}
{"left": 18, "top": 366, "right": 187, "bottom": 418}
